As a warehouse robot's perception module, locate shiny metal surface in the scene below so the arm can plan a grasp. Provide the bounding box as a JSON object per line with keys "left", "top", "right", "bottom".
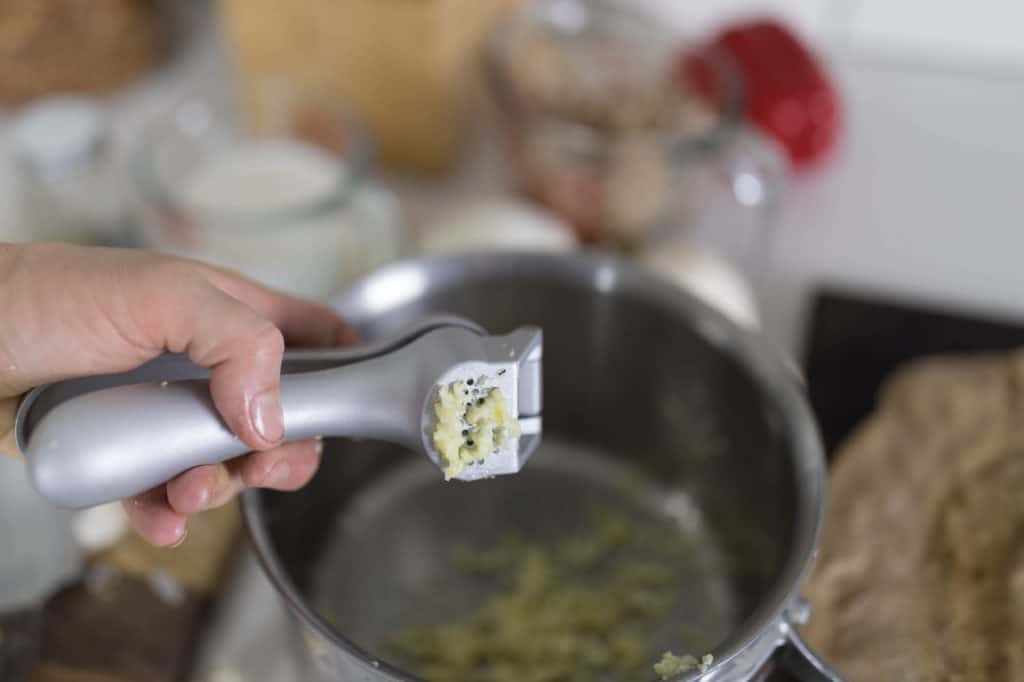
{"left": 307, "top": 438, "right": 740, "bottom": 677}
{"left": 243, "top": 252, "right": 840, "bottom": 681}
{"left": 19, "top": 315, "right": 541, "bottom": 508}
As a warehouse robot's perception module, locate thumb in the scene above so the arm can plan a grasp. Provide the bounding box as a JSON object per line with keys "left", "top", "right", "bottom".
{"left": 135, "top": 269, "right": 286, "bottom": 451}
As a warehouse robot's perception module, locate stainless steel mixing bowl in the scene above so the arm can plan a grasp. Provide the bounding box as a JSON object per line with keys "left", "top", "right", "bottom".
{"left": 242, "top": 252, "right": 841, "bottom": 681}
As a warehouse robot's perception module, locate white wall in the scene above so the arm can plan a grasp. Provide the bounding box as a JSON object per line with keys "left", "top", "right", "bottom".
{"left": 626, "top": 0, "right": 1024, "bottom": 356}
{"left": 636, "top": 0, "right": 1024, "bottom": 71}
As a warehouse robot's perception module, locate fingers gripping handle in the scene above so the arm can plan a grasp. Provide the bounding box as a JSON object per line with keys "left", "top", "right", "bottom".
{"left": 19, "top": 320, "right": 493, "bottom": 509}
{"left": 25, "top": 356, "right": 421, "bottom": 509}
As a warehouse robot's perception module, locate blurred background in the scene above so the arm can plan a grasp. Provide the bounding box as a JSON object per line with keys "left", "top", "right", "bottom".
{"left": 1, "top": 0, "right": 1023, "bottom": 680}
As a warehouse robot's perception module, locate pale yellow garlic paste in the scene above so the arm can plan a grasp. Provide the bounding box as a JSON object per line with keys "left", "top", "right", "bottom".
{"left": 654, "top": 652, "right": 714, "bottom": 679}
{"left": 431, "top": 380, "right": 717, "bottom": 681}
{"left": 391, "top": 508, "right": 717, "bottom": 682}
{"left": 432, "top": 377, "right": 520, "bottom": 480}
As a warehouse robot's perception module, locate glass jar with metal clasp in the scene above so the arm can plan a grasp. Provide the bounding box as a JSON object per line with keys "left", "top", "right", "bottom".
{"left": 483, "top": 0, "right": 785, "bottom": 279}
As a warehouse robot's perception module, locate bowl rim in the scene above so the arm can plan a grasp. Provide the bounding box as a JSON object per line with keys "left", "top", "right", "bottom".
{"left": 242, "top": 250, "right": 826, "bottom": 680}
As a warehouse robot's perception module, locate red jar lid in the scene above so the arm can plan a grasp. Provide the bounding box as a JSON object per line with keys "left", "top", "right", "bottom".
{"left": 679, "top": 19, "right": 842, "bottom": 170}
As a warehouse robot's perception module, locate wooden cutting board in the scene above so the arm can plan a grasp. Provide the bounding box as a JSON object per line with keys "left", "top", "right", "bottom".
{"left": 802, "top": 350, "right": 1024, "bottom": 681}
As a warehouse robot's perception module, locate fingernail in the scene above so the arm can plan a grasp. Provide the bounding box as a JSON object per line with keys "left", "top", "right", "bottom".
{"left": 170, "top": 527, "right": 188, "bottom": 548}
{"left": 193, "top": 484, "right": 211, "bottom": 511}
{"left": 251, "top": 389, "right": 284, "bottom": 444}
{"left": 264, "top": 461, "right": 292, "bottom": 488}
{"left": 314, "top": 436, "right": 324, "bottom": 455}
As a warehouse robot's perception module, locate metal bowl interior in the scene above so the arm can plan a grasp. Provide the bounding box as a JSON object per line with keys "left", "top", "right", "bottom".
{"left": 243, "top": 252, "right": 825, "bottom": 680}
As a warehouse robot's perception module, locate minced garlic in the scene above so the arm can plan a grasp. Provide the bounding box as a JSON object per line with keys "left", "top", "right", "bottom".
{"left": 432, "top": 378, "right": 520, "bottom": 480}
{"left": 391, "top": 510, "right": 694, "bottom": 682}
{"left": 653, "top": 651, "right": 714, "bottom": 679}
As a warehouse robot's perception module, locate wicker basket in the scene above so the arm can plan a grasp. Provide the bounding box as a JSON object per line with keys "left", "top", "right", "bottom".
{"left": 0, "top": 0, "right": 166, "bottom": 106}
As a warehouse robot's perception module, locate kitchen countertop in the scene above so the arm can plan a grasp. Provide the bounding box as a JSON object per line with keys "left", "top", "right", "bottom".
{"left": 3, "top": 2, "right": 1024, "bottom": 678}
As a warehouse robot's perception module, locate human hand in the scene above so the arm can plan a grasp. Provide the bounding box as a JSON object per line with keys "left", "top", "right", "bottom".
{"left": 0, "top": 243, "right": 356, "bottom": 546}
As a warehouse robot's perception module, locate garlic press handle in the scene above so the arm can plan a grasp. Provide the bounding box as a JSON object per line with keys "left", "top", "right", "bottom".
{"left": 21, "top": 322, "right": 483, "bottom": 509}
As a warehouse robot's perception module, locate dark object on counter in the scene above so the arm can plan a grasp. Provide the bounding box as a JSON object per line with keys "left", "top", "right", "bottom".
{"left": 32, "top": 572, "right": 204, "bottom": 682}
{"left": 683, "top": 20, "right": 841, "bottom": 170}
{"left": 0, "top": 0, "right": 166, "bottom": 106}
{"left": 23, "top": 503, "right": 242, "bottom": 682}
{"left": 804, "top": 289, "right": 1024, "bottom": 454}
{"left": 0, "top": 609, "right": 43, "bottom": 682}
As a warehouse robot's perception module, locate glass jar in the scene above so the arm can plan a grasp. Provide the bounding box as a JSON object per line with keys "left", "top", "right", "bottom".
{"left": 483, "top": 0, "right": 783, "bottom": 276}
{"left": 131, "top": 100, "right": 403, "bottom": 301}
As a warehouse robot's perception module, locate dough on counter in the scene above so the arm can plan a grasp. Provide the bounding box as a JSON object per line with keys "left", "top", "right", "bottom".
{"left": 802, "top": 351, "right": 1024, "bottom": 681}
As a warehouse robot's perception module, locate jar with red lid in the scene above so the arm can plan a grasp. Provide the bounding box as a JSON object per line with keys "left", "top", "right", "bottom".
{"left": 482, "top": 0, "right": 785, "bottom": 275}
{"left": 686, "top": 19, "right": 842, "bottom": 171}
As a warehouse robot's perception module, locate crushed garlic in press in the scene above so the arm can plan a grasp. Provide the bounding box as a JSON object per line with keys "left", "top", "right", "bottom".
{"left": 432, "top": 378, "right": 520, "bottom": 480}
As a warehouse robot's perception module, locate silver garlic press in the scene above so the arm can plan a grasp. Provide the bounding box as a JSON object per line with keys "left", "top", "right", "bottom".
{"left": 16, "top": 315, "right": 543, "bottom": 509}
